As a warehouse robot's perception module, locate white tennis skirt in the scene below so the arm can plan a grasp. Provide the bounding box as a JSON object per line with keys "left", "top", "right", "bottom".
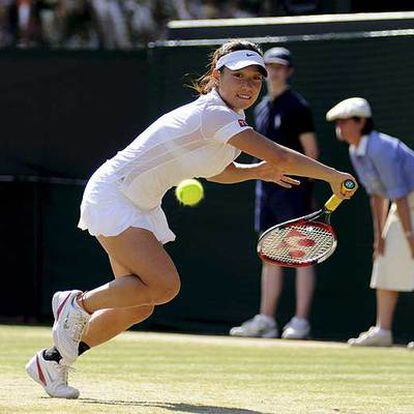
{"left": 77, "top": 177, "right": 176, "bottom": 245}
{"left": 370, "top": 191, "right": 414, "bottom": 291}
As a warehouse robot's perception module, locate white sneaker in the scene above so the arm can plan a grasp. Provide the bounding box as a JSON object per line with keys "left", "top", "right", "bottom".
{"left": 25, "top": 349, "right": 79, "bottom": 399}
{"left": 52, "top": 290, "right": 91, "bottom": 364}
{"left": 348, "top": 327, "right": 393, "bottom": 347}
{"left": 407, "top": 341, "right": 414, "bottom": 350}
{"left": 229, "top": 314, "right": 278, "bottom": 338}
{"left": 282, "top": 317, "right": 311, "bottom": 339}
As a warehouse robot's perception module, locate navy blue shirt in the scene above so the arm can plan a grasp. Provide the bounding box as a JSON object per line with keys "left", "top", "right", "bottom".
{"left": 254, "top": 89, "right": 315, "bottom": 232}
{"left": 254, "top": 88, "right": 315, "bottom": 153}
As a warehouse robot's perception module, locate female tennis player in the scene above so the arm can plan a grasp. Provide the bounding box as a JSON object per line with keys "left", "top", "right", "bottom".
{"left": 26, "top": 39, "right": 357, "bottom": 398}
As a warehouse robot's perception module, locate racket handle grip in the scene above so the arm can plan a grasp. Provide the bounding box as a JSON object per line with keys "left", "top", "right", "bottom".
{"left": 325, "top": 179, "right": 357, "bottom": 212}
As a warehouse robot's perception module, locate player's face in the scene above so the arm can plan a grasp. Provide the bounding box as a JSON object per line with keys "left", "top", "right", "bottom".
{"left": 335, "top": 118, "right": 364, "bottom": 143}
{"left": 265, "top": 63, "right": 292, "bottom": 88}
{"left": 216, "top": 66, "right": 263, "bottom": 111}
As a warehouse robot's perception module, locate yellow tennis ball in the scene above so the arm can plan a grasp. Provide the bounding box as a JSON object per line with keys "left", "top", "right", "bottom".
{"left": 175, "top": 179, "right": 204, "bottom": 206}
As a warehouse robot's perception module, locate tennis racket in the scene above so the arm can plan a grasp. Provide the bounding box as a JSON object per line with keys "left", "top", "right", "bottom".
{"left": 257, "top": 179, "right": 356, "bottom": 268}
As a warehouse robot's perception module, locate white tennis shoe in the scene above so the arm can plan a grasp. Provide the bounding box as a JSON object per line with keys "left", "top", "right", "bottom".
{"left": 282, "top": 317, "right": 311, "bottom": 339}
{"left": 52, "top": 290, "right": 91, "bottom": 364}
{"left": 229, "top": 314, "right": 278, "bottom": 338}
{"left": 25, "top": 349, "right": 79, "bottom": 399}
{"left": 348, "top": 327, "right": 392, "bottom": 347}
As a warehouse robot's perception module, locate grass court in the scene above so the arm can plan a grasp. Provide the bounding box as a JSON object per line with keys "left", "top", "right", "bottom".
{"left": 0, "top": 325, "right": 413, "bottom": 414}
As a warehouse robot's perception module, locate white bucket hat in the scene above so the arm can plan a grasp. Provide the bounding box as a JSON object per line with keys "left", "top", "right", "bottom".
{"left": 326, "top": 97, "right": 372, "bottom": 121}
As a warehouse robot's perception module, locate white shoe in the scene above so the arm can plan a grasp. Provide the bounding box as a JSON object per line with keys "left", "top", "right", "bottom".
{"left": 348, "top": 327, "right": 392, "bottom": 347}
{"left": 407, "top": 341, "right": 414, "bottom": 350}
{"left": 229, "top": 314, "right": 278, "bottom": 338}
{"left": 52, "top": 290, "right": 91, "bottom": 364}
{"left": 26, "top": 349, "right": 79, "bottom": 399}
{"left": 282, "top": 317, "right": 310, "bottom": 339}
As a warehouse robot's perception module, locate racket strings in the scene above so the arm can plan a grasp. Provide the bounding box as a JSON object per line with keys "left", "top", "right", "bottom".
{"left": 260, "top": 223, "right": 335, "bottom": 265}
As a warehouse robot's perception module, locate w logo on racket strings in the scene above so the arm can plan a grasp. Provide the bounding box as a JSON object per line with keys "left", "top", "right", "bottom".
{"left": 275, "top": 228, "right": 316, "bottom": 252}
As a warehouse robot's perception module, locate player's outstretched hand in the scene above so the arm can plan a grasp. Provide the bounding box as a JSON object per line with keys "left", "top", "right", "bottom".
{"left": 253, "top": 161, "right": 301, "bottom": 188}
{"left": 329, "top": 171, "right": 358, "bottom": 199}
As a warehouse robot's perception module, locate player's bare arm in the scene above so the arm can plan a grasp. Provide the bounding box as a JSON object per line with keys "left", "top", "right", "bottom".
{"left": 207, "top": 161, "right": 300, "bottom": 188}
{"left": 228, "top": 129, "right": 357, "bottom": 198}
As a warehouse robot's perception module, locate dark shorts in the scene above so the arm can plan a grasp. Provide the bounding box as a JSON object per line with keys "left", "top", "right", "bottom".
{"left": 255, "top": 180, "right": 314, "bottom": 233}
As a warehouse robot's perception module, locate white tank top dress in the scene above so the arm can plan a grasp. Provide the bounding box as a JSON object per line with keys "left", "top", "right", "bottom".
{"left": 78, "top": 89, "right": 252, "bottom": 244}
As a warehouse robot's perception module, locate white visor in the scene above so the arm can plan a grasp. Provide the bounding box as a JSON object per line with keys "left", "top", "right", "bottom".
{"left": 215, "top": 50, "right": 267, "bottom": 77}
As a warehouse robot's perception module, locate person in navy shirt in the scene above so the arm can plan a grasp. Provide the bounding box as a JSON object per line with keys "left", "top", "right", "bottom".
{"left": 327, "top": 97, "right": 414, "bottom": 348}
{"left": 230, "top": 47, "right": 319, "bottom": 340}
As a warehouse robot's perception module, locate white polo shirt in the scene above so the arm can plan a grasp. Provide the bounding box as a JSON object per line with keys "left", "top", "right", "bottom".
{"left": 94, "top": 88, "right": 252, "bottom": 210}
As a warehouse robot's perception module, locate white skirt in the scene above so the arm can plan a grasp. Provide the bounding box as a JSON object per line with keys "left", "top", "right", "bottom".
{"left": 77, "top": 177, "right": 176, "bottom": 245}
{"left": 370, "top": 192, "right": 414, "bottom": 291}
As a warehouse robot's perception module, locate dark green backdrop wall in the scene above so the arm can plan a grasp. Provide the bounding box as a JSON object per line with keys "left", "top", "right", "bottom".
{"left": 1, "top": 32, "right": 413, "bottom": 341}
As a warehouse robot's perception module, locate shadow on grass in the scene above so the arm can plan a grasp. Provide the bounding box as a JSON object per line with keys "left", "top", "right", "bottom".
{"left": 80, "top": 398, "right": 271, "bottom": 413}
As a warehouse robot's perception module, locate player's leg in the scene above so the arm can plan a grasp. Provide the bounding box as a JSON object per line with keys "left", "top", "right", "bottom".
{"left": 81, "top": 305, "right": 154, "bottom": 348}
{"left": 81, "top": 256, "right": 155, "bottom": 348}
{"left": 52, "top": 227, "right": 180, "bottom": 363}
{"left": 27, "top": 227, "right": 178, "bottom": 398}
{"left": 43, "top": 256, "right": 155, "bottom": 357}
{"left": 82, "top": 227, "right": 181, "bottom": 310}
{"left": 27, "top": 250, "right": 160, "bottom": 399}
{"left": 282, "top": 266, "right": 314, "bottom": 339}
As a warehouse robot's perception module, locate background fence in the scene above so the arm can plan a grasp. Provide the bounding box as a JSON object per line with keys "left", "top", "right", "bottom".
{"left": 1, "top": 29, "right": 414, "bottom": 341}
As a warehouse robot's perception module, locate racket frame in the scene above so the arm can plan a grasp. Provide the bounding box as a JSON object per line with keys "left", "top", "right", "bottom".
{"left": 256, "top": 179, "right": 356, "bottom": 268}
{"left": 257, "top": 208, "right": 337, "bottom": 268}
